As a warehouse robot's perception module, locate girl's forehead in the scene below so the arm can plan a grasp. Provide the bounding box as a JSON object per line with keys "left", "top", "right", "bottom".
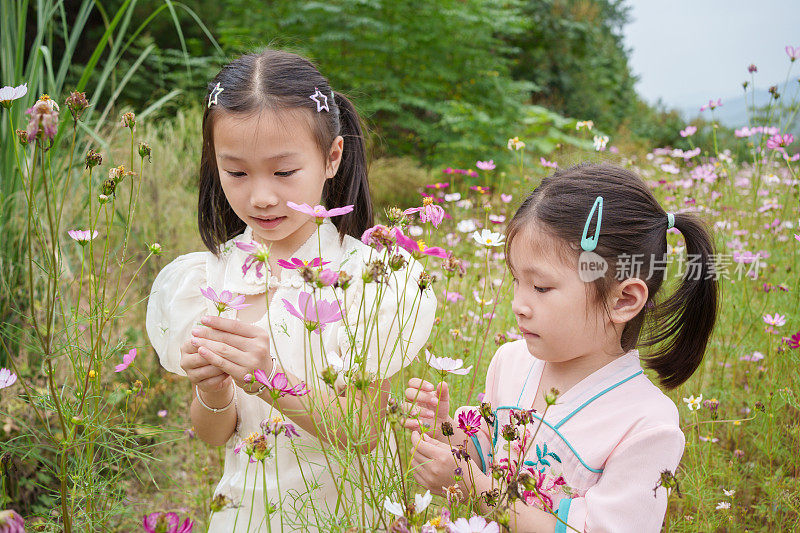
{"left": 213, "top": 108, "right": 317, "bottom": 155}
{"left": 509, "top": 225, "right": 577, "bottom": 276}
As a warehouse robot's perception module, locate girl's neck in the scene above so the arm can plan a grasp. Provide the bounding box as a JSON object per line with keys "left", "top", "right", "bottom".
{"left": 540, "top": 341, "right": 627, "bottom": 397}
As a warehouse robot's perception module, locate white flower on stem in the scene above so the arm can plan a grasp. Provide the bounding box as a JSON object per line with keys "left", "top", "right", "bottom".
{"left": 683, "top": 394, "right": 703, "bottom": 411}
{"left": 0, "top": 368, "right": 18, "bottom": 389}
{"left": 723, "top": 489, "right": 736, "bottom": 497}
{"left": 593, "top": 135, "right": 609, "bottom": 151}
{"left": 472, "top": 229, "right": 505, "bottom": 247}
{"left": 457, "top": 219, "right": 477, "bottom": 233}
{"left": 383, "top": 497, "right": 404, "bottom": 517}
{"left": 414, "top": 490, "right": 432, "bottom": 513}
{"left": 425, "top": 350, "right": 472, "bottom": 375}
{"left": 67, "top": 229, "right": 99, "bottom": 245}
{"left": 716, "top": 502, "right": 731, "bottom": 510}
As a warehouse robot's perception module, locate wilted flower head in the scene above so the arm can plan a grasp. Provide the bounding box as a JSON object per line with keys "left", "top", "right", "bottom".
{"left": 404, "top": 197, "right": 446, "bottom": 228}
{"left": 85, "top": 149, "right": 102, "bottom": 169}
{"left": 0, "top": 83, "right": 28, "bottom": 109}
{"left": 747, "top": 64, "right": 758, "bottom": 73}
{"left": 65, "top": 90, "right": 89, "bottom": 120}
{"left": 138, "top": 141, "right": 152, "bottom": 161}
{"left": 25, "top": 94, "right": 60, "bottom": 142}
{"left": 575, "top": 120, "right": 594, "bottom": 130}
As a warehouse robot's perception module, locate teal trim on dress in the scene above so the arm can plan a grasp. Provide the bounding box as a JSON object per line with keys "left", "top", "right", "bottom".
{"left": 553, "top": 371, "right": 643, "bottom": 430}
{"left": 491, "top": 370, "right": 644, "bottom": 474}
{"left": 515, "top": 360, "right": 537, "bottom": 406}
{"left": 554, "top": 497, "right": 572, "bottom": 533}
{"left": 470, "top": 434, "right": 487, "bottom": 474}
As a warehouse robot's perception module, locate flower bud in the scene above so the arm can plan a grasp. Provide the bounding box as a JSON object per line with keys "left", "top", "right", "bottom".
{"left": 417, "top": 271, "right": 432, "bottom": 291}
{"left": 320, "top": 365, "right": 338, "bottom": 387}
{"left": 387, "top": 206, "right": 405, "bottom": 225}
{"left": 109, "top": 165, "right": 125, "bottom": 184}
{"left": 98, "top": 194, "right": 110, "bottom": 204}
{"left": 388, "top": 254, "right": 406, "bottom": 271}
{"left": 335, "top": 271, "right": 352, "bottom": 290}
{"left": 120, "top": 111, "right": 136, "bottom": 129}
{"left": 101, "top": 178, "right": 116, "bottom": 197}
{"left": 85, "top": 149, "right": 102, "bottom": 169}
{"left": 65, "top": 90, "right": 90, "bottom": 120}
{"left": 545, "top": 387, "right": 560, "bottom": 406}
{"left": 16, "top": 129, "right": 29, "bottom": 146}
{"left": 148, "top": 242, "right": 162, "bottom": 255}
{"left": 479, "top": 402, "right": 495, "bottom": 425}
{"left": 138, "top": 141, "right": 151, "bottom": 162}
{"left": 500, "top": 423, "right": 518, "bottom": 442}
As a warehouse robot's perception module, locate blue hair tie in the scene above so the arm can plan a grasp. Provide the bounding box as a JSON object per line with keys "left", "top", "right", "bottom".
{"left": 580, "top": 196, "right": 603, "bottom": 252}
{"left": 667, "top": 212, "right": 675, "bottom": 229}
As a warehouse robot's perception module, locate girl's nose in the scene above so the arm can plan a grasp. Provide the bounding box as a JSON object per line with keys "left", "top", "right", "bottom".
{"left": 511, "top": 292, "right": 531, "bottom": 317}
{"left": 250, "top": 183, "right": 279, "bottom": 209}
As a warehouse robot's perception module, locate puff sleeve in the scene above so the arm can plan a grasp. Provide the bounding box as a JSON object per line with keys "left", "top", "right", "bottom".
{"left": 337, "top": 253, "right": 437, "bottom": 380}
{"left": 145, "top": 252, "right": 209, "bottom": 376}
{"left": 554, "top": 425, "right": 685, "bottom": 533}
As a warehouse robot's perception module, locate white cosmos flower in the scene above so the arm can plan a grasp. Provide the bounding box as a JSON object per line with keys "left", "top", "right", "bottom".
{"left": 457, "top": 219, "right": 477, "bottom": 233}
{"left": 425, "top": 350, "right": 472, "bottom": 375}
{"left": 383, "top": 497, "right": 404, "bottom": 517}
{"left": 723, "top": 489, "right": 735, "bottom": 497}
{"left": 715, "top": 501, "right": 730, "bottom": 510}
{"left": 444, "top": 192, "right": 462, "bottom": 202}
{"left": 682, "top": 394, "right": 703, "bottom": 411}
{"left": 472, "top": 229, "right": 505, "bottom": 247}
{"left": 414, "top": 490, "right": 432, "bottom": 513}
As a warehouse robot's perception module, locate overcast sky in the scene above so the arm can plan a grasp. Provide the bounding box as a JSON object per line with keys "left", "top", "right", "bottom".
{"left": 622, "top": 1, "right": 800, "bottom": 111}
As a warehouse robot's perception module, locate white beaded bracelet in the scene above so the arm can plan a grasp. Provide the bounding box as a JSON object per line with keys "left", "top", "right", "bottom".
{"left": 245, "top": 354, "right": 277, "bottom": 396}
{"left": 195, "top": 383, "right": 235, "bottom": 413}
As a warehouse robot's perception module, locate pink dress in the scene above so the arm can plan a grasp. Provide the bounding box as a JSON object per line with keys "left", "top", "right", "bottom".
{"left": 457, "top": 340, "right": 684, "bottom": 533}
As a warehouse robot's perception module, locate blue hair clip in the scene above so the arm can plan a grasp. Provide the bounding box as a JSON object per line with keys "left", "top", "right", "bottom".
{"left": 580, "top": 196, "right": 603, "bottom": 252}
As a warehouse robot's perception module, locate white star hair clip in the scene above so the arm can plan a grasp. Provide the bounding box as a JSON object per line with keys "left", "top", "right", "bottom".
{"left": 208, "top": 82, "right": 224, "bottom": 108}
{"left": 309, "top": 87, "right": 330, "bottom": 112}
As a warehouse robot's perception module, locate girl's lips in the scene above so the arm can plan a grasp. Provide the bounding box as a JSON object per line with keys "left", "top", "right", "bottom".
{"left": 252, "top": 215, "right": 286, "bottom": 229}
{"left": 519, "top": 327, "right": 539, "bottom": 337}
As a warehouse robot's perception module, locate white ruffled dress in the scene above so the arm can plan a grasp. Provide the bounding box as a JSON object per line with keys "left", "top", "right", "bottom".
{"left": 145, "top": 220, "right": 436, "bottom": 531}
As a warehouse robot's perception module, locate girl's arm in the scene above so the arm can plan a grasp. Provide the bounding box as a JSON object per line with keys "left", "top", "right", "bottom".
{"left": 411, "top": 431, "right": 558, "bottom": 533}
{"left": 193, "top": 315, "right": 389, "bottom": 453}
{"left": 180, "top": 338, "right": 238, "bottom": 446}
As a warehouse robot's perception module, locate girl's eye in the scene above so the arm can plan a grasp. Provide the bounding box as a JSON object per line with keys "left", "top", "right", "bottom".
{"left": 534, "top": 286, "right": 550, "bottom": 293}
{"left": 275, "top": 169, "right": 298, "bottom": 177}
{"left": 225, "top": 170, "right": 246, "bottom": 178}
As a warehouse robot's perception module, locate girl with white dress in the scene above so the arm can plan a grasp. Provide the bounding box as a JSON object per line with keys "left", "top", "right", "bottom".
{"left": 146, "top": 49, "right": 436, "bottom": 531}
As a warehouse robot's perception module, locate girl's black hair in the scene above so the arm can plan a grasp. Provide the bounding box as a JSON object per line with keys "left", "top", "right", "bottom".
{"left": 505, "top": 163, "right": 719, "bottom": 389}
{"left": 198, "top": 49, "right": 372, "bottom": 253}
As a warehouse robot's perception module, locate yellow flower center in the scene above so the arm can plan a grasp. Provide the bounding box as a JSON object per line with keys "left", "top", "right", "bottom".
{"left": 423, "top": 197, "right": 434, "bottom": 206}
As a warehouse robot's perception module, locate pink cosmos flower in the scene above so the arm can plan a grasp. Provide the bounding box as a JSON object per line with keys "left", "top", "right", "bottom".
{"left": 361, "top": 224, "right": 395, "bottom": 251}
{"left": 680, "top": 126, "right": 697, "bottom": 137}
{"left": 235, "top": 240, "right": 270, "bottom": 279}
{"left": 500, "top": 193, "right": 512, "bottom": 203}
{"left": 286, "top": 202, "right": 354, "bottom": 220}
{"left": 539, "top": 157, "right": 557, "bottom": 169}
{"left": 404, "top": 201, "right": 446, "bottom": 228}
{"left": 469, "top": 185, "right": 489, "bottom": 194}
{"left": 282, "top": 291, "right": 342, "bottom": 334}
{"left": 457, "top": 409, "right": 481, "bottom": 437}
{"left": 699, "top": 98, "right": 722, "bottom": 112}
{"left": 25, "top": 95, "right": 60, "bottom": 141}
{"left": 425, "top": 182, "right": 450, "bottom": 189}
{"left": 476, "top": 160, "right": 496, "bottom": 170}
{"left": 488, "top": 214, "right": 505, "bottom": 224}
{"left": 444, "top": 291, "right": 464, "bottom": 302}
{"left": 0, "top": 368, "right": 18, "bottom": 389}
{"left": 766, "top": 133, "right": 794, "bottom": 150}
{"left": 142, "top": 512, "right": 194, "bottom": 533}
{"left": 200, "top": 287, "right": 251, "bottom": 315}
{"left": 114, "top": 348, "right": 137, "bottom": 372}
{"left": 0, "top": 83, "right": 28, "bottom": 108}
{"left": 447, "top": 516, "right": 500, "bottom": 533}
{"left": 763, "top": 313, "right": 786, "bottom": 327}
{"left": 522, "top": 469, "right": 568, "bottom": 512}
{"left": 276, "top": 257, "right": 330, "bottom": 270}
{"left": 786, "top": 45, "right": 800, "bottom": 61}
{"left": 254, "top": 370, "right": 311, "bottom": 397}
{"left": 739, "top": 351, "right": 764, "bottom": 362}
{"left": 318, "top": 269, "right": 339, "bottom": 286}
{"left": 795, "top": 234, "right": 800, "bottom": 243}
{"left": 0, "top": 509, "right": 25, "bottom": 531}
{"left": 786, "top": 330, "right": 800, "bottom": 349}
{"left": 67, "top": 229, "right": 98, "bottom": 245}
{"left": 393, "top": 228, "right": 448, "bottom": 259}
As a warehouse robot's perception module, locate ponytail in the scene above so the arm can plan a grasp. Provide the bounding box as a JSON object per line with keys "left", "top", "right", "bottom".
{"left": 640, "top": 213, "right": 720, "bottom": 389}
{"left": 324, "top": 91, "right": 373, "bottom": 242}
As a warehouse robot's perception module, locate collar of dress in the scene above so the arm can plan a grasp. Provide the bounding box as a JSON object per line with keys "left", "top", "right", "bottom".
{"left": 220, "top": 219, "right": 340, "bottom": 295}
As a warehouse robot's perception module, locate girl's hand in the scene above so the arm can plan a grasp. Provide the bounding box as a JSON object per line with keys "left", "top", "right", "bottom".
{"left": 403, "top": 378, "right": 452, "bottom": 440}
{"left": 409, "top": 430, "right": 459, "bottom": 497}
{"left": 180, "top": 338, "right": 230, "bottom": 394}
{"left": 190, "top": 316, "right": 272, "bottom": 391}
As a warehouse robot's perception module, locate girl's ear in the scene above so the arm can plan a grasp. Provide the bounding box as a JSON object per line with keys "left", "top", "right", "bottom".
{"left": 326, "top": 135, "right": 344, "bottom": 180}
{"left": 608, "top": 278, "right": 649, "bottom": 324}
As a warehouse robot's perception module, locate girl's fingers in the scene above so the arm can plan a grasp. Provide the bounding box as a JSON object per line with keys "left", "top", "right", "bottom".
{"left": 189, "top": 364, "right": 226, "bottom": 382}
{"left": 198, "top": 346, "right": 247, "bottom": 377}
{"left": 407, "top": 378, "right": 435, "bottom": 391}
{"left": 436, "top": 381, "right": 450, "bottom": 402}
{"left": 193, "top": 337, "right": 246, "bottom": 365}
{"left": 200, "top": 315, "right": 259, "bottom": 338}
{"left": 404, "top": 388, "right": 437, "bottom": 409}
{"left": 191, "top": 324, "right": 250, "bottom": 352}
{"left": 197, "top": 373, "right": 229, "bottom": 390}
